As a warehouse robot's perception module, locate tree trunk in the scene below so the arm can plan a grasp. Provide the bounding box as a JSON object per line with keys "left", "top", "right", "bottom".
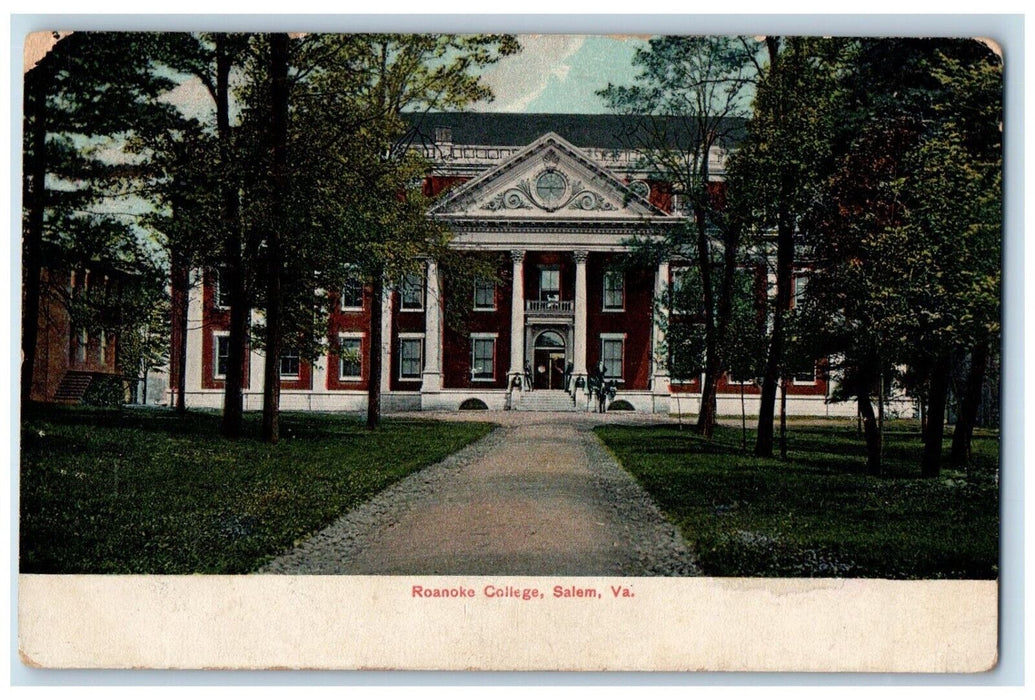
{"left": 21, "top": 68, "right": 48, "bottom": 404}
{"left": 261, "top": 33, "right": 290, "bottom": 445}
{"left": 858, "top": 391, "right": 882, "bottom": 476}
{"left": 922, "top": 354, "right": 951, "bottom": 478}
{"left": 779, "top": 376, "right": 788, "bottom": 460}
{"left": 694, "top": 204, "right": 718, "bottom": 438}
{"left": 950, "top": 337, "right": 990, "bottom": 470}
{"left": 367, "top": 273, "right": 384, "bottom": 430}
{"left": 740, "top": 380, "right": 747, "bottom": 451}
{"left": 216, "top": 34, "right": 247, "bottom": 440}
{"left": 755, "top": 211, "right": 794, "bottom": 457}
{"left": 170, "top": 248, "right": 189, "bottom": 414}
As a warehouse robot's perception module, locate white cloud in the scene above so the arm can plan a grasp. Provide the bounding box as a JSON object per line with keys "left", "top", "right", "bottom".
{"left": 475, "top": 35, "right": 586, "bottom": 113}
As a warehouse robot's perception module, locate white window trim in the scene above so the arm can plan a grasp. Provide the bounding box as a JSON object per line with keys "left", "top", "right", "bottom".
{"left": 602, "top": 270, "right": 625, "bottom": 312}
{"left": 398, "top": 333, "right": 425, "bottom": 380}
{"left": 470, "top": 334, "right": 497, "bottom": 382}
{"left": 600, "top": 333, "right": 627, "bottom": 382}
{"left": 340, "top": 279, "right": 365, "bottom": 312}
{"left": 213, "top": 269, "right": 230, "bottom": 310}
{"left": 539, "top": 266, "right": 561, "bottom": 302}
{"left": 213, "top": 331, "right": 230, "bottom": 379}
{"left": 75, "top": 328, "right": 88, "bottom": 364}
{"left": 791, "top": 365, "right": 818, "bottom": 385}
{"left": 279, "top": 349, "right": 301, "bottom": 379}
{"left": 473, "top": 278, "right": 497, "bottom": 311}
{"left": 399, "top": 273, "right": 424, "bottom": 312}
{"left": 338, "top": 332, "right": 365, "bottom": 381}
{"left": 669, "top": 267, "right": 692, "bottom": 316}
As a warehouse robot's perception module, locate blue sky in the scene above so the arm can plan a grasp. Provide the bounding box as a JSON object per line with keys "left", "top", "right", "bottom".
{"left": 474, "top": 35, "right": 648, "bottom": 113}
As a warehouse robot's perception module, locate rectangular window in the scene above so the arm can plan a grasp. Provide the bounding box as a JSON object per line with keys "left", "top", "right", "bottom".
{"left": 214, "top": 268, "right": 231, "bottom": 308}
{"left": 75, "top": 328, "right": 88, "bottom": 364}
{"left": 792, "top": 273, "right": 810, "bottom": 309}
{"left": 473, "top": 278, "right": 496, "bottom": 310}
{"left": 603, "top": 270, "right": 625, "bottom": 310}
{"left": 539, "top": 267, "right": 560, "bottom": 302}
{"left": 279, "top": 349, "right": 300, "bottom": 378}
{"left": 341, "top": 275, "right": 364, "bottom": 310}
{"left": 400, "top": 272, "right": 423, "bottom": 310}
{"left": 601, "top": 337, "right": 625, "bottom": 380}
{"left": 792, "top": 358, "right": 817, "bottom": 384}
{"left": 399, "top": 338, "right": 423, "bottom": 379}
{"left": 215, "top": 334, "right": 230, "bottom": 379}
{"left": 471, "top": 338, "right": 496, "bottom": 380}
{"left": 668, "top": 323, "right": 705, "bottom": 383}
{"left": 670, "top": 266, "right": 702, "bottom": 315}
{"left": 99, "top": 330, "right": 108, "bottom": 365}
{"left": 339, "top": 336, "right": 362, "bottom": 380}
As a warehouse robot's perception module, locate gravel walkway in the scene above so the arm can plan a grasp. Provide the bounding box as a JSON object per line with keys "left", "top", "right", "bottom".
{"left": 259, "top": 411, "right": 699, "bottom": 576}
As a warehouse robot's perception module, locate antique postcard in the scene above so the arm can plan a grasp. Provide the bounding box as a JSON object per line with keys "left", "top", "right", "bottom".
{"left": 14, "top": 21, "right": 1009, "bottom": 674}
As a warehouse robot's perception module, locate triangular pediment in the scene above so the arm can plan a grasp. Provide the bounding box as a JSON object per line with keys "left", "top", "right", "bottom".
{"left": 429, "top": 132, "right": 669, "bottom": 219}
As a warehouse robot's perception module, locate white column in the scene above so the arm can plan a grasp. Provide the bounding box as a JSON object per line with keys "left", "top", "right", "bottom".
{"left": 652, "top": 259, "right": 671, "bottom": 409}
{"left": 509, "top": 249, "right": 525, "bottom": 386}
{"left": 421, "top": 259, "right": 443, "bottom": 392}
{"left": 573, "top": 249, "right": 588, "bottom": 380}
{"left": 183, "top": 270, "right": 203, "bottom": 404}
{"left": 380, "top": 281, "right": 392, "bottom": 394}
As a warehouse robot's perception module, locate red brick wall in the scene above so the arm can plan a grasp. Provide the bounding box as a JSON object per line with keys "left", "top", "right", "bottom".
{"left": 585, "top": 253, "right": 653, "bottom": 391}
{"left": 326, "top": 285, "right": 373, "bottom": 391}
{"left": 200, "top": 270, "right": 250, "bottom": 390}
{"left": 424, "top": 175, "right": 469, "bottom": 198}
{"left": 442, "top": 253, "right": 512, "bottom": 389}
{"left": 523, "top": 251, "right": 573, "bottom": 303}
{"left": 391, "top": 285, "right": 426, "bottom": 392}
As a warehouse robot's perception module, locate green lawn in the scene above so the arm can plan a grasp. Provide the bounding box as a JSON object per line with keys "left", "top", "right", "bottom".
{"left": 595, "top": 421, "right": 999, "bottom": 579}
{"left": 20, "top": 407, "right": 494, "bottom": 574}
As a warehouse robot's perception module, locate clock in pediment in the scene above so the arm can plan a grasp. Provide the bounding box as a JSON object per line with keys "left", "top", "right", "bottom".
{"left": 535, "top": 170, "right": 567, "bottom": 207}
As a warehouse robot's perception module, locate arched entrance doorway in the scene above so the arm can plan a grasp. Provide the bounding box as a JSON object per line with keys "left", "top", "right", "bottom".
{"left": 532, "top": 330, "right": 566, "bottom": 390}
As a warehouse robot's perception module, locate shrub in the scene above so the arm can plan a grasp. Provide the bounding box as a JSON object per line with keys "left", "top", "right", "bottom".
{"left": 608, "top": 399, "right": 635, "bottom": 411}
{"left": 459, "top": 398, "right": 489, "bottom": 411}
{"left": 82, "top": 375, "right": 125, "bottom": 408}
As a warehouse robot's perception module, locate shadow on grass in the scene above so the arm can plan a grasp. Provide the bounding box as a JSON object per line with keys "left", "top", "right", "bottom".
{"left": 595, "top": 420, "right": 999, "bottom": 579}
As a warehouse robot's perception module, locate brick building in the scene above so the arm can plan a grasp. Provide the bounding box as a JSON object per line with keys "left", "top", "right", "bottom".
{"left": 26, "top": 254, "right": 124, "bottom": 403}
{"left": 172, "top": 114, "right": 847, "bottom": 416}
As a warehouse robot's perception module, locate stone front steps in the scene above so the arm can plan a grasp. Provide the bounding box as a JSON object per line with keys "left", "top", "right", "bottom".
{"left": 511, "top": 389, "right": 578, "bottom": 412}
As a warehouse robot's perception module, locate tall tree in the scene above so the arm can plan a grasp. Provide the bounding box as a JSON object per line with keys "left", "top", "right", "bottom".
{"left": 289, "top": 34, "right": 520, "bottom": 429}
{"left": 728, "top": 36, "right": 843, "bottom": 458}
{"left": 793, "top": 39, "right": 1001, "bottom": 477}
{"left": 599, "top": 36, "right": 758, "bottom": 437}
{"left": 22, "top": 32, "right": 181, "bottom": 403}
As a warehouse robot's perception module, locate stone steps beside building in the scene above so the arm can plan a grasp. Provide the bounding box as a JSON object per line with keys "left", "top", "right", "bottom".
{"left": 512, "top": 389, "right": 578, "bottom": 412}
{"left": 53, "top": 371, "right": 94, "bottom": 403}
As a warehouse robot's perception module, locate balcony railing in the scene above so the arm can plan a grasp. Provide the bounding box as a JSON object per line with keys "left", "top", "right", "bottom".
{"left": 525, "top": 300, "right": 574, "bottom": 315}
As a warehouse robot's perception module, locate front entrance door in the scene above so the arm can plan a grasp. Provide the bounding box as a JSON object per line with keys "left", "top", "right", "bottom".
{"left": 534, "top": 350, "right": 566, "bottom": 389}
{"left": 532, "top": 330, "right": 566, "bottom": 390}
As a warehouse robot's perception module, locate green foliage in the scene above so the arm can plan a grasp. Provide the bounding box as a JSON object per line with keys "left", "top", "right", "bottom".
{"left": 458, "top": 398, "right": 489, "bottom": 411}
{"left": 20, "top": 407, "right": 494, "bottom": 573}
{"left": 597, "top": 422, "right": 999, "bottom": 578}
{"left": 81, "top": 376, "right": 126, "bottom": 408}
{"left": 794, "top": 39, "right": 1002, "bottom": 412}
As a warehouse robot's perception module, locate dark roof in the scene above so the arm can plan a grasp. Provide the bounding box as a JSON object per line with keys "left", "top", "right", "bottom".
{"left": 401, "top": 112, "right": 746, "bottom": 151}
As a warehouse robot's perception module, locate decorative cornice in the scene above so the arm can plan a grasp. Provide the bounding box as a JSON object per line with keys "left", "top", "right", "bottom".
{"left": 437, "top": 215, "right": 684, "bottom": 236}
{"left": 429, "top": 132, "right": 671, "bottom": 218}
